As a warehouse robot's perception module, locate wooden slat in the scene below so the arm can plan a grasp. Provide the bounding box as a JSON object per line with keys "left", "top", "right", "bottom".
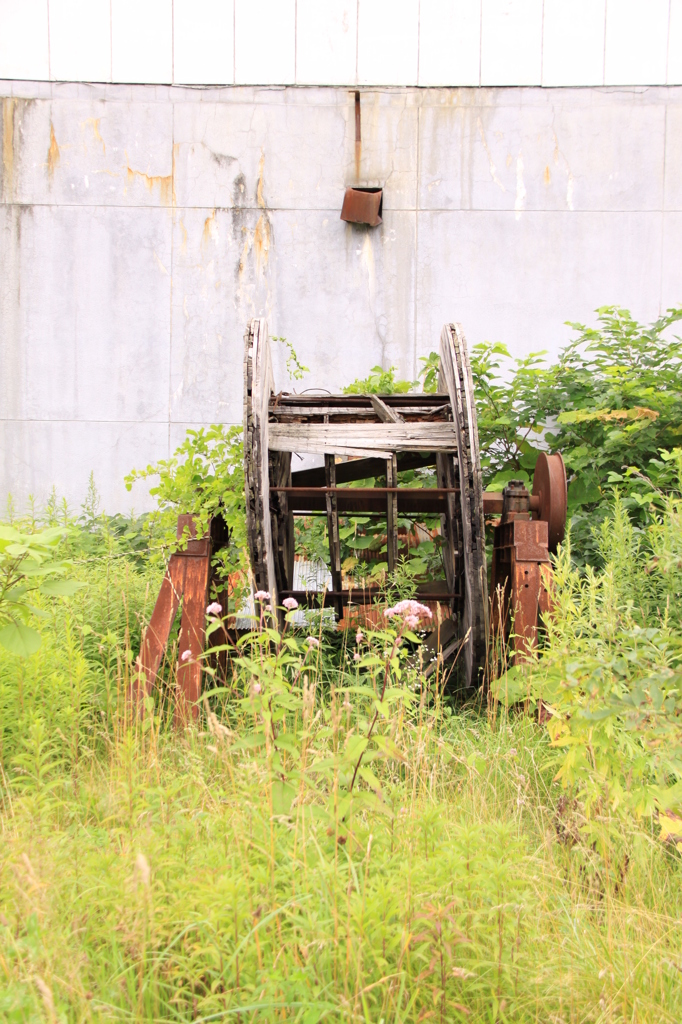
{"left": 268, "top": 421, "right": 457, "bottom": 457}
{"left": 244, "top": 318, "right": 279, "bottom": 608}
{"left": 386, "top": 455, "right": 398, "bottom": 572}
{"left": 325, "top": 455, "right": 343, "bottom": 618}
{"left": 371, "top": 395, "right": 404, "bottom": 423}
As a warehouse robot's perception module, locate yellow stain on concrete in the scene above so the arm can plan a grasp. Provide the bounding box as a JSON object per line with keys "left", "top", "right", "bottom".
{"left": 202, "top": 209, "right": 217, "bottom": 246}
{"left": 544, "top": 165, "right": 551, "bottom": 186}
{"left": 2, "top": 98, "right": 15, "bottom": 201}
{"left": 81, "top": 117, "right": 106, "bottom": 153}
{"left": 47, "top": 123, "right": 60, "bottom": 178}
{"left": 253, "top": 213, "right": 270, "bottom": 274}
{"left": 126, "top": 165, "right": 173, "bottom": 205}
{"left": 257, "top": 149, "right": 266, "bottom": 208}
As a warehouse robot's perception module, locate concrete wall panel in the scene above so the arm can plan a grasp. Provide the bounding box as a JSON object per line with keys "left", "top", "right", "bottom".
{"left": 418, "top": 0, "right": 481, "bottom": 88}
{"left": 0, "top": 0, "right": 50, "bottom": 82}
{"left": 1, "top": 82, "right": 681, "bottom": 512}
{"left": 111, "top": 0, "right": 173, "bottom": 85}
{"left": 604, "top": 0, "right": 669, "bottom": 87}
{"left": 357, "top": 0, "right": 419, "bottom": 86}
{"left": 416, "top": 210, "right": 665, "bottom": 363}
{"left": 480, "top": 0, "right": 543, "bottom": 87}
{"left": 234, "top": 0, "right": 296, "bottom": 85}
{"left": 0, "top": 418, "right": 170, "bottom": 515}
{"left": 541, "top": 0, "right": 605, "bottom": 87}
{"left": 174, "top": 0, "right": 234, "bottom": 86}
{"left": 50, "top": 0, "right": 111, "bottom": 84}
{"left": 296, "top": 0, "right": 357, "bottom": 86}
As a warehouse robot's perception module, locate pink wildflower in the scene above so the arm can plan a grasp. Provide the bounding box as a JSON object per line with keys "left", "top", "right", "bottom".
{"left": 355, "top": 629, "right": 363, "bottom": 644}
{"left": 306, "top": 636, "right": 320, "bottom": 648}
{"left": 254, "top": 590, "right": 270, "bottom": 601}
{"left": 180, "top": 649, "right": 192, "bottom": 662}
{"left": 384, "top": 599, "right": 432, "bottom": 622}
{"left": 353, "top": 652, "right": 360, "bottom": 662}
{"left": 206, "top": 601, "right": 222, "bottom": 616}
{"left": 283, "top": 597, "right": 299, "bottom": 610}
{"left": 252, "top": 682, "right": 262, "bottom": 695}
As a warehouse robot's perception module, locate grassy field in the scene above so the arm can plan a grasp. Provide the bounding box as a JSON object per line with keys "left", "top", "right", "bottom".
{"left": 1, "top": 494, "right": 682, "bottom": 1023}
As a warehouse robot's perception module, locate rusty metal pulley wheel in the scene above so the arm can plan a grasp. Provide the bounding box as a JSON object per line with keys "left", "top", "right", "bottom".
{"left": 532, "top": 452, "right": 567, "bottom": 553}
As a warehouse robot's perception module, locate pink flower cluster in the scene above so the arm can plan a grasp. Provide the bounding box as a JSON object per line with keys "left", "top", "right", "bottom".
{"left": 306, "top": 636, "right": 320, "bottom": 648}
{"left": 206, "top": 601, "right": 222, "bottom": 616}
{"left": 254, "top": 590, "right": 270, "bottom": 601}
{"left": 384, "top": 599, "right": 433, "bottom": 630}
{"left": 283, "top": 597, "right": 299, "bottom": 610}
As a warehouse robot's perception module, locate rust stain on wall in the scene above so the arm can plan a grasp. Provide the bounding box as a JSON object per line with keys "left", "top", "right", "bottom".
{"left": 202, "top": 209, "right": 217, "bottom": 245}
{"left": 2, "top": 98, "right": 15, "bottom": 200}
{"left": 81, "top": 117, "right": 105, "bottom": 153}
{"left": 543, "top": 164, "right": 551, "bottom": 185}
{"left": 126, "top": 165, "right": 173, "bottom": 205}
{"left": 253, "top": 213, "right": 270, "bottom": 274}
{"left": 256, "top": 150, "right": 266, "bottom": 208}
{"left": 47, "top": 123, "right": 60, "bottom": 178}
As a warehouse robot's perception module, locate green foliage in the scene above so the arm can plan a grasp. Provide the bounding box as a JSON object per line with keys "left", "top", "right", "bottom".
{"left": 0, "top": 522, "right": 81, "bottom": 656}
{"left": 494, "top": 484, "right": 682, "bottom": 822}
{"left": 343, "top": 364, "right": 417, "bottom": 394}
{"left": 273, "top": 335, "right": 310, "bottom": 382}
{"left": 469, "top": 306, "right": 682, "bottom": 560}
{"left": 125, "top": 424, "right": 247, "bottom": 587}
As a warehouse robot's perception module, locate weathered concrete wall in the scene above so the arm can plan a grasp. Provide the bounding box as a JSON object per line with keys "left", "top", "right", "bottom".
{"left": 1, "top": 80, "right": 681, "bottom": 511}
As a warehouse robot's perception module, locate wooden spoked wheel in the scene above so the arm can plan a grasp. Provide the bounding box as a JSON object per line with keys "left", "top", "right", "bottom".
{"left": 438, "top": 323, "right": 489, "bottom": 690}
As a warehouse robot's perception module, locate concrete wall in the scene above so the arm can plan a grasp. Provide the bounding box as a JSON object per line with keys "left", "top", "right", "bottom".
{"left": 1, "top": 0, "right": 682, "bottom": 89}
{"left": 1, "top": 80, "right": 681, "bottom": 511}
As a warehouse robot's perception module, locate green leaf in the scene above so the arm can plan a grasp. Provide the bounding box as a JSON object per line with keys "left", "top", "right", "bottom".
{"left": 39, "top": 580, "right": 85, "bottom": 597}
{"left": 0, "top": 623, "right": 42, "bottom": 656}
{"left": 271, "top": 781, "right": 296, "bottom": 816}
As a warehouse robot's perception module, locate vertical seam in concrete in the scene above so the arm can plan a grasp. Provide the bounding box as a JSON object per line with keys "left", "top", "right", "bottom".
{"left": 46, "top": 0, "right": 51, "bottom": 80}
{"left": 355, "top": 0, "right": 360, "bottom": 84}
{"left": 478, "top": 0, "right": 483, "bottom": 86}
{"left": 540, "top": 0, "right": 545, "bottom": 86}
{"left": 416, "top": 0, "right": 421, "bottom": 86}
{"left": 109, "top": 0, "right": 113, "bottom": 82}
{"left": 168, "top": 102, "right": 175, "bottom": 458}
{"left": 666, "top": 0, "right": 672, "bottom": 83}
{"left": 171, "top": 0, "right": 175, "bottom": 84}
{"left": 294, "top": 0, "right": 298, "bottom": 83}
{"left": 413, "top": 100, "right": 420, "bottom": 381}
{"left": 602, "top": 0, "right": 608, "bottom": 86}
{"left": 659, "top": 100, "right": 668, "bottom": 315}
{"left": 233, "top": 0, "right": 236, "bottom": 83}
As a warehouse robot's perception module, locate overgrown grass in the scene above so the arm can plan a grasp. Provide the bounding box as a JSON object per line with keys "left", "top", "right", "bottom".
{"left": 1, "top": 499, "right": 682, "bottom": 1022}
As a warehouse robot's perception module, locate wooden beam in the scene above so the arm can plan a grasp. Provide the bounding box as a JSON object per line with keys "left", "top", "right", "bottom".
{"left": 268, "top": 421, "right": 458, "bottom": 457}
{"left": 371, "top": 395, "right": 404, "bottom": 423}
{"left": 325, "top": 454, "right": 343, "bottom": 619}
{"left": 386, "top": 455, "right": 398, "bottom": 573}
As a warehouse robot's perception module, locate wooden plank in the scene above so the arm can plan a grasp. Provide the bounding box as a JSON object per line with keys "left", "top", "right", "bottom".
{"left": 386, "top": 455, "right": 398, "bottom": 572}
{"left": 244, "top": 318, "right": 278, "bottom": 608}
{"left": 175, "top": 554, "right": 211, "bottom": 726}
{"left": 371, "top": 395, "right": 404, "bottom": 423}
{"left": 325, "top": 454, "right": 343, "bottom": 619}
{"left": 439, "top": 323, "right": 488, "bottom": 689}
{"left": 268, "top": 421, "right": 457, "bottom": 456}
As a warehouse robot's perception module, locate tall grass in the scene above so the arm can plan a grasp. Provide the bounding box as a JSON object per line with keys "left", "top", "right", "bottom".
{"left": 1, "top": 505, "right": 682, "bottom": 1022}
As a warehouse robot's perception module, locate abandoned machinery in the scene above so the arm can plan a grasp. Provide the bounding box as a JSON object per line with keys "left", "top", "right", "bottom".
{"left": 137, "top": 317, "right": 567, "bottom": 721}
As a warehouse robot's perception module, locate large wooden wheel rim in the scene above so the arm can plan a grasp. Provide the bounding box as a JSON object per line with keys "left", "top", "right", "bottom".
{"left": 439, "top": 323, "right": 489, "bottom": 689}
